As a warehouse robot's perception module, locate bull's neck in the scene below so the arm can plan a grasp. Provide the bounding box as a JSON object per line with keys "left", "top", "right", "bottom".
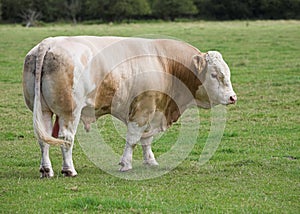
{"left": 159, "top": 57, "right": 201, "bottom": 127}
{"left": 168, "top": 58, "right": 201, "bottom": 98}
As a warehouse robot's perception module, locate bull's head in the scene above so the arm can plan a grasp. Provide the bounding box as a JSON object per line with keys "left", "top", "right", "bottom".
{"left": 193, "top": 51, "right": 237, "bottom": 108}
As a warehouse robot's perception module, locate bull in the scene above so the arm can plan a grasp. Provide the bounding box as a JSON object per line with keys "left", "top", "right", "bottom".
{"left": 22, "top": 36, "right": 237, "bottom": 177}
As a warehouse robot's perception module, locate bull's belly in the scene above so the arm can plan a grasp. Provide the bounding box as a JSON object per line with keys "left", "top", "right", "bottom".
{"left": 80, "top": 101, "right": 167, "bottom": 137}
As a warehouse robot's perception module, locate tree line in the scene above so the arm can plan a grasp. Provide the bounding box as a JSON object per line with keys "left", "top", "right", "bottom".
{"left": 0, "top": 0, "right": 299, "bottom": 25}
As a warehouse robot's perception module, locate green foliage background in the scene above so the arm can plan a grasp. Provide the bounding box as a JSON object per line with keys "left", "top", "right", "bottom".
{"left": 0, "top": 0, "right": 299, "bottom": 23}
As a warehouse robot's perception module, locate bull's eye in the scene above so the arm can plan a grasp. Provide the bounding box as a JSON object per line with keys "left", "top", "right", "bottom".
{"left": 211, "top": 72, "right": 218, "bottom": 78}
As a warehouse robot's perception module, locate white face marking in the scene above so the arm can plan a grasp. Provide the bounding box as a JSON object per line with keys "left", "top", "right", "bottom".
{"left": 195, "top": 51, "right": 237, "bottom": 107}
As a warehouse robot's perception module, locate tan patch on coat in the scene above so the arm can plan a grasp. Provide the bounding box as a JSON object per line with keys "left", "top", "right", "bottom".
{"left": 162, "top": 97, "right": 181, "bottom": 126}
{"left": 129, "top": 91, "right": 157, "bottom": 126}
{"left": 42, "top": 49, "right": 76, "bottom": 123}
{"left": 163, "top": 57, "right": 203, "bottom": 97}
{"left": 128, "top": 91, "right": 180, "bottom": 127}
{"left": 93, "top": 71, "right": 118, "bottom": 118}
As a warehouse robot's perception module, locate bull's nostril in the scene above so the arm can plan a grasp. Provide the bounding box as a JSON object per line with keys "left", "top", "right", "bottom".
{"left": 230, "top": 95, "right": 236, "bottom": 102}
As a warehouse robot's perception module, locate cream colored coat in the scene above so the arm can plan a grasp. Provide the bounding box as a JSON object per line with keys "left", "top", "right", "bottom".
{"left": 23, "top": 36, "right": 236, "bottom": 176}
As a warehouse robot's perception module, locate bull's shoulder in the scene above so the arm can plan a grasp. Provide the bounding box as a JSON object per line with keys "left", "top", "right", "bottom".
{"left": 128, "top": 91, "right": 182, "bottom": 127}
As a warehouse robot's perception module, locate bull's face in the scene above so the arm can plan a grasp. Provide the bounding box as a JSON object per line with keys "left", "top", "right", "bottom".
{"left": 193, "top": 51, "right": 237, "bottom": 108}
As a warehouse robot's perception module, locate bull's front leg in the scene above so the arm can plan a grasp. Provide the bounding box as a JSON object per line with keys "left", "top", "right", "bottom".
{"left": 141, "top": 136, "right": 158, "bottom": 166}
{"left": 119, "top": 142, "right": 136, "bottom": 172}
{"left": 119, "top": 122, "right": 146, "bottom": 172}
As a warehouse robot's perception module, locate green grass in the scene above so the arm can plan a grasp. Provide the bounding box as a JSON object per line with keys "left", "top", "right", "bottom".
{"left": 0, "top": 21, "right": 299, "bottom": 213}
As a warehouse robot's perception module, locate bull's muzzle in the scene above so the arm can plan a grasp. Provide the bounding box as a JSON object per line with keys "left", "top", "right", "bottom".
{"left": 229, "top": 94, "right": 237, "bottom": 104}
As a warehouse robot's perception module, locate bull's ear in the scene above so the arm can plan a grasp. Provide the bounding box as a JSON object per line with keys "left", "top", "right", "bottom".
{"left": 193, "top": 54, "right": 206, "bottom": 72}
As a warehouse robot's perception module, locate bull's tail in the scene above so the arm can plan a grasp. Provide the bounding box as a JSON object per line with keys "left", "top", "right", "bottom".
{"left": 33, "top": 39, "right": 69, "bottom": 147}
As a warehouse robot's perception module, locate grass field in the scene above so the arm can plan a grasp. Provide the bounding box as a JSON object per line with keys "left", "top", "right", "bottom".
{"left": 0, "top": 21, "right": 299, "bottom": 213}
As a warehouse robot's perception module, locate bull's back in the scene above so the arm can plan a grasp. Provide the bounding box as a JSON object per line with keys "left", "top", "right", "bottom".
{"left": 23, "top": 36, "right": 196, "bottom": 118}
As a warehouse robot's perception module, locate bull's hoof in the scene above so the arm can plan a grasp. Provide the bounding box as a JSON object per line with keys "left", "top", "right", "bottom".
{"left": 143, "top": 159, "right": 159, "bottom": 166}
{"left": 39, "top": 167, "right": 54, "bottom": 178}
{"left": 119, "top": 162, "right": 132, "bottom": 172}
{"left": 61, "top": 169, "right": 77, "bottom": 177}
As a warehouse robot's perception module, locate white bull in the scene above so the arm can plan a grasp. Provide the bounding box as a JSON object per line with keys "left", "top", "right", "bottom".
{"left": 22, "top": 36, "right": 237, "bottom": 177}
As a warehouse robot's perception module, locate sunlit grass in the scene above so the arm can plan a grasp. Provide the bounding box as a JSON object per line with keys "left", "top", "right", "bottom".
{"left": 0, "top": 20, "right": 299, "bottom": 213}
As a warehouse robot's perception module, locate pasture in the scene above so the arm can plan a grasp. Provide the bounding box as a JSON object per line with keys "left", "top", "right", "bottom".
{"left": 0, "top": 21, "right": 299, "bottom": 213}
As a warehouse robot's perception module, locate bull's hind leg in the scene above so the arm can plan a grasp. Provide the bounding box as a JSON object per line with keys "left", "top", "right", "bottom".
{"left": 141, "top": 136, "right": 158, "bottom": 166}
{"left": 59, "top": 118, "right": 78, "bottom": 177}
{"left": 61, "top": 143, "right": 77, "bottom": 177}
{"left": 39, "top": 112, "right": 54, "bottom": 178}
{"left": 119, "top": 122, "right": 147, "bottom": 172}
{"left": 41, "top": 48, "right": 80, "bottom": 177}
{"left": 58, "top": 110, "right": 81, "bottom": 177}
